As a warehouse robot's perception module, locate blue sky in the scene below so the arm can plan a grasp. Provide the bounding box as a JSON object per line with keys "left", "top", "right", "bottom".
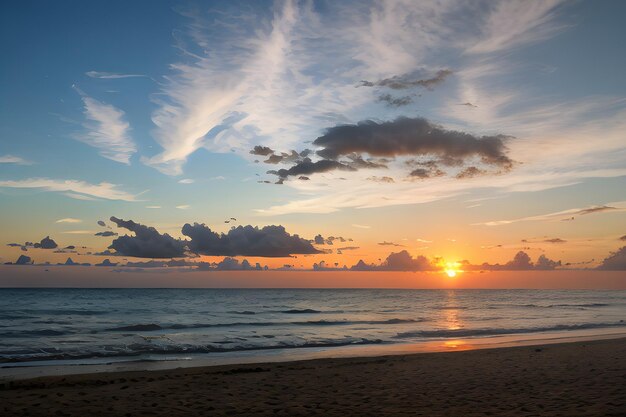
{"left": 1, "top": 0, "right": 625, "bottom": 272}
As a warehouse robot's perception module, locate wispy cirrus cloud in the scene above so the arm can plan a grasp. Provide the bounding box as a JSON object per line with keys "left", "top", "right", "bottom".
{"left": 56, "top": 218, "right": 82, "bottom": 224}
{"left": 0, "top": 178, "right": 139, "bottom": 202}
{"left": 74, "top": 86, "right": 136, "bottom": 164}
{"left": 85, "top": 71, "right": 147, "bottom": 79}
{"left": 473, "top": 201, "right": 626, "bottom": 226}
{"left": 0, "top": 155, "right": 33, "bottom": 165}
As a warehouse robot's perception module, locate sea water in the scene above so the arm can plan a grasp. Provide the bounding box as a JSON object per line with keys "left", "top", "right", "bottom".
{"left": 1, "top": 289, "right": 625, "bottom": 366}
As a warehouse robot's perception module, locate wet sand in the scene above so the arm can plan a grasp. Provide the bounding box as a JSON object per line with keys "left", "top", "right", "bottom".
{"left": 1, "top": 337, "right": 625, "bottom": 416}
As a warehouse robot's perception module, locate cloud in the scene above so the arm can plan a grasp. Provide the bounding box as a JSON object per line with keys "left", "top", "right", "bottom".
{"left": 74, "top": 86, "right": 136, "bottom": 164}
{"left": 262, "top": 116, "right": 514, "bottom": 181}
{"left": 620, "top": 235, "right": 626, "bottom": 241}
{"left": 474, "top": 202, "right": 626, "bottom": 226}
{"left": 352, "top": 224, "right": 371, "bottom": 229}
{"left": 178, "top": 179, "right": 194, "bottom": 184}
{"left": 466, "top": 0, "right": 566, "bottom": 54}
{"left": 0, "top": 155, "right": 33, "bottom": 165}
{"left": 33, "top": 236, "right": 58, "bottom": 249}
{"left": 377, "top": 94, "right": 413, "bottom": 108}
{"left": 0, "top": 178, "right": 139, "bottom": 201}
{"left": 360, "top": 69, "right": 453, "bottom": 90}
{"left": 56, "top": 218, "right": 82, "bottom": 224}
{"left": 597, "top": 246, "right": 626, "bottom": 270}
{"left": 367, "top": 176, "right": 395, "bottom": 183}
{"left": 313, "top": 235, "right": 350, "bottom": 245}
{"left": 182, "top": 223, "right": 320, "bottom": 257}
{"left": 95, "top": 231, "right": 117, "bottom": 237}
{"left": 176, "top": 205, "right": 190, "bottom": 210}
{"left": 85, "top": 71, "right": 147, "bottom": 79}
{"left": 268, "top": 158, "right": 356, "bottom": 179}
{"left": 97, "top": 220, "right": 106, "bottom": 227}
{"left": 95, "top": 259, "right": 118, "bottom": 267}
{"left": 250, "top": 146, "right": 275, "bottom": 156}
{"left": 109, "top": 217, "right": 187, "bottom": 258}
{"left": 314, "top": 117, "right": 513, "bottom": 170}
{"left": 351, "top": 250, "right": 434, "bottom": 271}
{"left": 146, "top": 206, "right": 161, "bottom": 209}
{"left": 465, "top": 251, "right": 561, "bottom": 271}
{"left": 14, "top": 255, "right": 33, "bottom": 265}
{"left": 544, "top": 238, "right": 566, "bottom": 244}
{"left": 378, "top": 241, "right": 404, "bottom": 247}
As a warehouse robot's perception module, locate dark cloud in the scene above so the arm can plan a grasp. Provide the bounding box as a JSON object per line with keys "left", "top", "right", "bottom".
{"left": 34, "top": 236, "right": 58, "bottom": 249}
{"left": 250, "top": 145, "right": 275, "bottom": 156}
{"left": 455, "top": 166, "right": 486, "bottom": 179}
{"left": 264, "top": 154, "right": 284, "bottom": 164}
{"left": 409, "top": 167, "right": 445, "bottom": 179}
{"left": 360, "top": 69, "right": 453, "bottom": 90}
{"left": 620, "top": 235, "right": 626, "bottom": 241}
{"left": 597, "top": 246, "right": 626, "bottom": 270}
{"left": 182, "top": 223, "right": 321, "bottom": 257}
{"left": 95, "top": 231, "right": 118, "bottom": 237}
{"left": 336, "top": 246, "right": 360, "bottom": 251}
{"left": 459, "top": 102, "right": 478, "bottom": 108}
{"left": 95, "top": 259, "right": 118, "bottom": 267}
{"left": 314, "top": 118, "right": 513, "bottom": 172}
{"left": 367, "top": 176, "right": 395, "bottom": 183}
{"left": 314, "top": 234, "right": 324, "bottom": 245}
{"left": 97, "top": 220, "right": 106, "bottom": 227}
{"left": 544, "top": 238, "right": 566, "bottom": 244}
{"left": 14, "top": 255, "right": 33, "bottom": 265}
{"left": 377, "top": 94, "right": 413, "bottom": 107}
{"left": 268, "top": 158, "right": 356, "bottom": 179}
{"left": 109, "top": 216, "right": 187, "bottom": 258}
{"left": 298, "top": 176, "right": 310, "bottom": 181}
{"left": 576, "top": 206, "right": 617, "bottom": 215}
{"left": 378, "top": 241, "right": 404, "bottom": 247}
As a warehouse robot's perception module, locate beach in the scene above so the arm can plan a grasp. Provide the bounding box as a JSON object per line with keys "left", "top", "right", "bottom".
{"left": 1, "top": 337, "right": 624, "bottom": 416}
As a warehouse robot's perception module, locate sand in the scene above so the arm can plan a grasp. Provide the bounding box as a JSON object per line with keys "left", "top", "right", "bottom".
{"left": 1, "top": 337, "right": 625, "bottom": 416}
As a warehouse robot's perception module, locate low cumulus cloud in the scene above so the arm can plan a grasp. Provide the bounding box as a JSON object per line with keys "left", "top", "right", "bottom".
{"left": 182, "top": 223, "right": 320, "bottom": 257}
{"left": 95, "top": 231, "right": 117, "bottom": 237}
{"left": 597, "top": 246, "right": 626, "bottom": 270}
{"left": 32, "top": 236, "right": 58, "bottom": 249}
{"left": 464, "top": 251, "right": 561, "bottom": 271}
{"left": 350, "top": 250, "right": 435, "bottom": 271}
{"left": 109, "top": 216, "right": 187, "bottom": 258}
{"left": 313, "top": 235, "right": 351, "bottom": 245}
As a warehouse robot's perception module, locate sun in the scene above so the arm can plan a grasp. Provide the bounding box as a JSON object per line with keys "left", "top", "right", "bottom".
{"left": 443, "top": 261, "right": 461, "bottom": 278}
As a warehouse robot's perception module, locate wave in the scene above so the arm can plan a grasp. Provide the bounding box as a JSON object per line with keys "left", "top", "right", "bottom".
{"left": 394, "top": 322, "right": 626, "bottom": 339}
{"left": 280, "top": 309, "right": 322, "bottom": 314}
{"left": 0, "top": 338, "right": 385, "bottom": 364}
{"left": 490, "top": 303, "right": 611, "bottom": 309}
{"left": 0, "top": 329, "right": 70, "bottom": 338}
{"left": 106, "top": 318, "right": 423, "bottom": 332}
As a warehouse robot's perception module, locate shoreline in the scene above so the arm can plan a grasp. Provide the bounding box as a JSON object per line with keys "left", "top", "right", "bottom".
{"left": 1, "top": 337, "right": 624, "bottom": 416}
{"left": 2, "top": 328, "right": 625, "bottom": 381}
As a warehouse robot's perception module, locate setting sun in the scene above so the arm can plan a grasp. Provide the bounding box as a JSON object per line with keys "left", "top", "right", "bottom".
{"left": 443, "top": 262, "right": 462, "bottom": 278}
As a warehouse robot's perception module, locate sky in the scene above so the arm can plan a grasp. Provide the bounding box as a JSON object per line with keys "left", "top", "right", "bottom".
{"left": 1, "top": 0, "right": 625, "bottom": 286}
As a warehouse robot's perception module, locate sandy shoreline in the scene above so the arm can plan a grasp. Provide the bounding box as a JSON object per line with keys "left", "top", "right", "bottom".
{"left": 1, "top": 337, "right": 624, "bottom": 416}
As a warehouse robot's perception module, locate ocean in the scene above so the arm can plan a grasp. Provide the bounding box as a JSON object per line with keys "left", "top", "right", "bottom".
{"left": 1, "top": 289, "right": 625, "bottom": 367}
